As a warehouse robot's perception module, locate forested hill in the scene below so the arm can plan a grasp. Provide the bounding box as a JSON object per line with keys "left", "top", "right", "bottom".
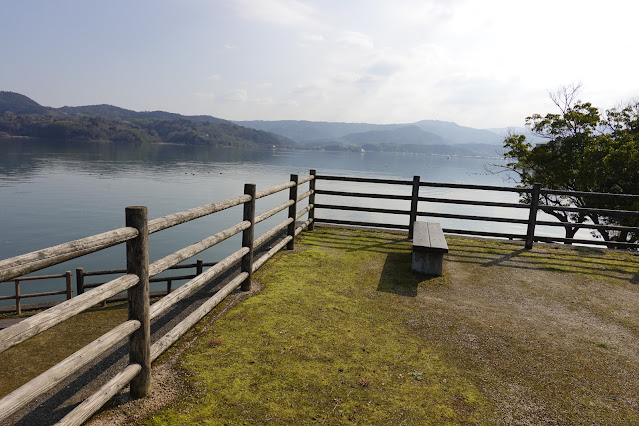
{"left": 0, "top": 92, "right": 296, "bottom": 148}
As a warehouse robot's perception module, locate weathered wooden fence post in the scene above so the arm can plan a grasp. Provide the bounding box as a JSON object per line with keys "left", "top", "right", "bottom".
{"left": 196, "top": 259, "right": 203, "bottom": 276}
{"left": 14, "top": 279, "right": 21, "bottom": 315}
{"left": 308, "top": 169, "right": 316, "bottom": 231}
{"left": 65, "top": 271, "right": 72, "bottom": 300}
{"left": 125, "top": 206, "right": 151, "bottom": 398}
{"left": 76, "top": 267, "right": 85, "bottom": 295}
{"left": 241, "top": 184, "right": 256, "bottom": 291}
{"left": 287, "top": 174, "right": 299, "bottom": 250}
{"left": 525, "top": 184, "right": 541, "bottom": 250}
{"left": 408, "top": 175, "right": 421, "bottom": 239}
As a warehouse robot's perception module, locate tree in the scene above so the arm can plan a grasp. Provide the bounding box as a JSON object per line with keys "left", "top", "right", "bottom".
{"left": 503, "top": 85, "right": 639, "bottom": 246}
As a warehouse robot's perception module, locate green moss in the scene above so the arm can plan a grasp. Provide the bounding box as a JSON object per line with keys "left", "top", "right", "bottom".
{"left": 147, "top": 228, "right": 490, "bottom": 424}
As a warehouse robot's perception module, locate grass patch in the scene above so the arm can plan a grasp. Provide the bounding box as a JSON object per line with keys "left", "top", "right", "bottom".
{"left": 146, "top": 229, "right": 489, "bottom": 424}
{"left": 143, "top": 228, "right": 639, "bottom": 424}
{"left": 0, "top": 300, "right": 128, "bottom": 398}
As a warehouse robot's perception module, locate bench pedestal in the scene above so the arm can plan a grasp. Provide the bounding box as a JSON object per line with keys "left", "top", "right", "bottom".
{"left": 411, "top": 221, "right": 448, "bottom": 276}
{"left": 412, "top": 251, "right": 444, "bottom": 276}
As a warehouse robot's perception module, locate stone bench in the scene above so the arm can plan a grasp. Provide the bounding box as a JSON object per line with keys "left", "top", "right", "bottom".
{"left": 412, "top": 221, "right": 448, "bottom": 276}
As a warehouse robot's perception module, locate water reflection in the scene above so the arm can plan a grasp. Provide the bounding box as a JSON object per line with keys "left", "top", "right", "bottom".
{"left": 0, "top": 137, "right": 522, "bottom": 305}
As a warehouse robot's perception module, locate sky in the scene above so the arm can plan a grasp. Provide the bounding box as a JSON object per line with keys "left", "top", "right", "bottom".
{"left": 2, "top": 0, "right": 638, "bottom": 128}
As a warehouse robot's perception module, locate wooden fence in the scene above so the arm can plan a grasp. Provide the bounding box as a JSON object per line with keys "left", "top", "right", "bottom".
{"left": 1, "top": 170, "right": 637, "bottom": 424}
{"left": 0, "top": 261, "right": 217, "bottom": 315}
{"left": 0, "top": 171, "right": 316, "bottom": 425}
{"left": 0, "top": 272, "right": 72, "bottom": 315}
{"left": 313, "top": 174, "right": 639, "bottom": 250}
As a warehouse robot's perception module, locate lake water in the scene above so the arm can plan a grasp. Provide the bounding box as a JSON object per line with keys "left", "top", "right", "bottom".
{"left": 0, "top": 138, "right": 561, "bottom": 305}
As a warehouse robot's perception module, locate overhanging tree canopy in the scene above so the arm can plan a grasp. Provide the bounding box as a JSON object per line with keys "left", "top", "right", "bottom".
{"left": 503, "top": 86, "right": 639, "bottom": 246}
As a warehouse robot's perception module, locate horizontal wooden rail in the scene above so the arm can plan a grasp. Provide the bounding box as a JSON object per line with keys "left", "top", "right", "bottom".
{"left": 150, "top": 272, "right": 247, "bottom": 362}
{"left": 149, "top": 221, "right": 249, "bottom": 277}
{"left": 539, "top": 204, "right": 639, "bottom": 218}
{"left": 148, "top": 195, "right": 250, "bottom": 234}
{"left": 0, "top": 172, "right": 320, "bottom": 424}
{"left": 315, "top": 189, "right": 412, "bottom": 201}
{"left": 58, "top": 363, "right": 142, "bottom": 426}
{"left": 255, "top": 181, "right": 295, "bottom": 199}
{"left": 0, "top": 274, "right": 138, "bottom": 353}
{"left": 252, "top": 236, "right": 293, "bottom": 272}
{"left": 295, "top": 219, "right": 312, "bottom": 236}
{"left": 255, "top": 200, "right": 294, "bottom": 224}
{"left": 254, "top": 217, "right": 294, "bottom": 249}
{"left": 316, "top": 175, "right": 413, "bottom": 185}
{"left": 298, "top": 175, "right": 315, "bottom": 185}
{"left": 297, "top": 189, "right": 313, "bottom": 203}
{"left": 542, "top": 189, "right": 639, "bottom": 199}
{"left": 418, "top": 196, "right": 530, "bottom": 210}
{"left": 296, "top": 204, "right": 313, "bottom": 220}
{"left": 316, "top": 203, "right": 409, "bottom": 216}
{"left": 534, "top": 236, "right": 639, "bottom": 248}
{"left": 0, "top": 289, "right": 67, "bottom": 301}
{"left": 535, "top": 220, "right": 639, "bottom": 233}
{"left": 149, "top": 246, "right": 249, "bottom": 320}
{"left": 314, "top": 218, "right": 409, "bottom": 230}
{"left": 442, "top": 228, "right": 526, "bottom": 240}
{"left": 417, "top": 211, "right": 530, "bottom": 225}
{"left": 420, "top": 181, "right": 531, "bottom": 193}
{"left": 83, "top": 274, "right": 202, "bottom": 289}
{"left": 0, "top": 227, "right": 138, "bottom": 283}
{"left": 0, "top": 320, "right": 140, "bottom": 423}
{"left": 81, "top": 261, "right": 215, "bottom": 277}
{"left": 1, "top": 272, "right": 68, "bottom": 282}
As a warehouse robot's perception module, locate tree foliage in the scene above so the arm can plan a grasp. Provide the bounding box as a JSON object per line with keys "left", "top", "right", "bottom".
{"left": 503, "top": 85, "right": 639, "bottom": 246}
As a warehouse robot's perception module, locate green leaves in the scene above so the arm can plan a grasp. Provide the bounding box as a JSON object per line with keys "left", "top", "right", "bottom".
{"left": 503, "top": 88, "right": 639, "bottom": 246}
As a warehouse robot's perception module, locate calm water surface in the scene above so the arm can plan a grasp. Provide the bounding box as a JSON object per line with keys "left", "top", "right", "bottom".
{"left": 0, "top": 138, "right": 550, "bottom": 304}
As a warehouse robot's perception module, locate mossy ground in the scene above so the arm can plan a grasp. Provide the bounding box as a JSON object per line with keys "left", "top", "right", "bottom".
{"left": 140, "top": 227, "right": 639, "bottom": 424}
{"left": 146, "top": 228, "right": 489, "bottom": 425}
{"left": 0, "top": 301, "right": 128, "bottom": 398}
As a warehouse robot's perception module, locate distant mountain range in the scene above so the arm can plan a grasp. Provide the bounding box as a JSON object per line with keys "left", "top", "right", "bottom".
{"left": 0, "top": 91, "right": 540, "bottom": 155}
{"left": 235, "top": 119, "right": 505, "bottom": 146}
{"left": 0, "top": 91, "right": 296, "bottom": 148}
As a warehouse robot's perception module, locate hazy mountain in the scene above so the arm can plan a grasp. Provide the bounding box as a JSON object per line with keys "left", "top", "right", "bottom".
{"left": 412, "top": 120, "right": 502, "bottom": 144}
{"left": 485, "top": 126, "right": 549, "bottom": 144}
{"left": 235, "top": 119, "right": 504, "bottom": 145}
{"left": 58, "top": 104, "right": 230, "bottom": 125}
{"left": 0, "top": 91, "right": 50, "bottom": 115}
{"left": 0, "top": 92, "right": 296, "bottom": 148}
{"left": 341, "top": 125, "right": 446, "bottom": 145}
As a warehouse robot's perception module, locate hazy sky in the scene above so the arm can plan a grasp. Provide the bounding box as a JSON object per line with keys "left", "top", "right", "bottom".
{"left": 3, "top": 0, "right": 638, "bottom": 128}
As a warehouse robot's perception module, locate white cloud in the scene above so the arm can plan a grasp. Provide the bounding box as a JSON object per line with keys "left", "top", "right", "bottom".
{"left": 223, "top": 89, "right": 248, "bottom": 102}
{"left": 230, "top": 0, "right": 317, "bottom": 28}
{"left": 208, "top": 74, "right": 221, "bottom": 80}
{"left": 194, "top": 92, "right": 216, "bottom": 99}
{"left": 336, "top": 31, "right": 374, "bottom": 50}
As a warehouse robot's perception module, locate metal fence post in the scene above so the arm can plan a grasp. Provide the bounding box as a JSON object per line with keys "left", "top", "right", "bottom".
{"left": 125, "top": 206, "right": 151, "bottom": 398}
{"left": 308, "top": 169, "right": 316, "bottom": 231}
{"left": 241, "top": 184, "right": 256, "bottom": 291}
{"left": 287, "top": 174, "right": 299, "bottom": 250}
{"left": 408, "top": 175, "right": 420, "bottom": 239}
{"left": 525, "top": 184, "right": 541, "bottom": 249}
